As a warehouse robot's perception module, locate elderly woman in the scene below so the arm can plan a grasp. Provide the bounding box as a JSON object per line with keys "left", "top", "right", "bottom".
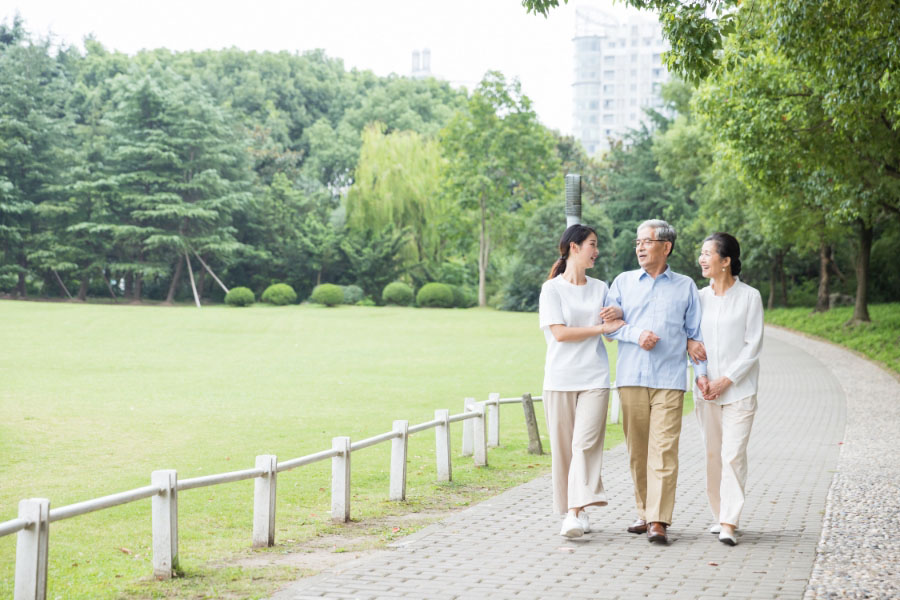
{"left": 694, "top": 232, "right": 764, "bottom": 546}
{"left": 539, "top": 224, "right": 624, "bottom": 538}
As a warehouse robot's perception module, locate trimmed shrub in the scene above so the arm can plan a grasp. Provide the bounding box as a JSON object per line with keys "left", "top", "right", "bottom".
{"left": 310, "top": 283, "right": 344, "bottom": 306}
{"left": 261, "top": 283, "right": 298, "bottom": 305}
{"left": 342, "top": 284, "right": 364, "bottom": 305}
{"left": 224, "top": 286, "right": 255, "bottom": 307}
{"left": 357, "top": 297, "right": 376, "bottom": 307}
{"left": 416, "top": 282, "right": 455, "bottom": 308}
{"left": 451, "top": 285, "right": 477, "bottom": 308}
{"left": 382, "top": 281, "right": 414, "bottom": 306}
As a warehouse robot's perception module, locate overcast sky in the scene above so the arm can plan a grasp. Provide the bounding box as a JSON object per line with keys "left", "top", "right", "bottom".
{"left": 5, "top": 0, "right": 648, "bottom": 135}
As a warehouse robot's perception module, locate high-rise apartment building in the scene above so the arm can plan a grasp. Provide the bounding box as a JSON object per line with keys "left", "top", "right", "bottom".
{"left": 411, "top": 49, "right": 432, "bottom": 79}
{"left": 573, "top": 6, "right": 670, "bottom": 154}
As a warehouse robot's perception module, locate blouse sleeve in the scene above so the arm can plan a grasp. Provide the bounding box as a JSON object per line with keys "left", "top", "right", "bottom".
{"left": 723, "top": 287, "right": 764, "bottom": 384}
{"left": 538, "top": 283, "right": 564, "bottom": 329}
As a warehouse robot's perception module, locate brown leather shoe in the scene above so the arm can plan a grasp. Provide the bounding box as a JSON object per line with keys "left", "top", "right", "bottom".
{"left": 627, "top": 519, "right": 648, "bottom": 534}
{"left": 647, "top": 521, "right": 668, "bottom": 544}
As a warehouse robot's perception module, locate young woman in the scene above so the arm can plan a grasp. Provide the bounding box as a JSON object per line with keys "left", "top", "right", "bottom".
{"left": 538, "top": 224, "right": 624, "bottom": 537}
{"left": 694, "top": 232, "right": 764, "bottom": 546}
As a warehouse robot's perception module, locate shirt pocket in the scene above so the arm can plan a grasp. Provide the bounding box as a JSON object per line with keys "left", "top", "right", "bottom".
{"left": 663, "top": 296, "right": 689, "bottom": 336}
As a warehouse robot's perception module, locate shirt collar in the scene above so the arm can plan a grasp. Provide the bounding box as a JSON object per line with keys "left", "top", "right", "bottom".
{"left": 639, "top": 265, "right": 672, "bottom": 280}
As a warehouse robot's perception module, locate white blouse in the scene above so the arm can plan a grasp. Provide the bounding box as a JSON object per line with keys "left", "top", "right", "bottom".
{"left": 538, "top": 275, "right": 611, "bottom": 392}
{"left": 697, "top": 278, "right": 764, "bottom": 405}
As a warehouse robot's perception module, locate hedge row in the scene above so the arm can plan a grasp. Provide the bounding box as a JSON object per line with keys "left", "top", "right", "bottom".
{"left": 225, "top": 281, "right": 476, "bottom": 308}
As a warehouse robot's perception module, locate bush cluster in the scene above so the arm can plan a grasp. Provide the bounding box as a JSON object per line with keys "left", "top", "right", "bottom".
{"left": 416, "top": 282, "right": 455, "bottom": 308}
{"left": 342, "top": 284, "right": 364, "bottom": 305}
{"left": 382, "top": 281, "right": 414, "bottom": 305}
{"left": 310, "top": 283, "right": 344, "bottom": 306}
{"left": 261, "top": 283, "right": 298, "bottom": 305}
{"left": 224, "top": 286, "right": 254, "bottom": 307}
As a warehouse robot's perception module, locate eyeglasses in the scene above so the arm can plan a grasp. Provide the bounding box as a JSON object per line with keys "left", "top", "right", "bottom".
{"left": 634, "top": 239, "right": 665, "bottom": 248}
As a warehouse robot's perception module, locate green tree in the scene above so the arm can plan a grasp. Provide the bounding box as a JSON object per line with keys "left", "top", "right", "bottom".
{"left": 0, "top": 28, "right": 72, "bottom": 297}
{"left": 345, "top": 123, "right": 447, "bottom": 273}
{"left": 441, "top": 71, "right": 561, "bottom": 306}
{"left": 693, "top": 3, "right": 898, "bottom": 320}
{"left": 105, "top": 64, "right": 252, "bottom": 302}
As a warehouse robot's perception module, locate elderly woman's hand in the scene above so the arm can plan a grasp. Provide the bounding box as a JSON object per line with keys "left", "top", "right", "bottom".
{"left": 704, "top": 376, "right": 732, "bottom": 400}
{"left": 687, "top": 339, "right": 707, "bottom": 363}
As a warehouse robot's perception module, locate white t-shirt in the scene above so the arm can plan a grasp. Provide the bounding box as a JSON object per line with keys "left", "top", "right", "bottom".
{"left": 695, "top": 278, "right": 764, "bottom": 405}
{"left": 538, "top": 275, "right": 611, "bottom": 391}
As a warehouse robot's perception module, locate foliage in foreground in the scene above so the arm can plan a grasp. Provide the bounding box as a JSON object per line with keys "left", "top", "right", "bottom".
{"left": 765, "top": 304, "right": 900, "bottom": 374}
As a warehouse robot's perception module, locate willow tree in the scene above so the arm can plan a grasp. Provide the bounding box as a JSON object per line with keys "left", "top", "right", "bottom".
{"left": 344, "top": 123, "right": 447, "bottom": 272}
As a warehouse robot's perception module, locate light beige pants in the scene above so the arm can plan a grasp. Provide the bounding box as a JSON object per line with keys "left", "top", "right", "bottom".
{"left": 618, "top": 386, "right": 684, "bottom": 525}
{"left": 694, "top": 394, "right": 757, "bottom": 528}
{"left": 543, "top": 389, "right": 610, "bottom": 515}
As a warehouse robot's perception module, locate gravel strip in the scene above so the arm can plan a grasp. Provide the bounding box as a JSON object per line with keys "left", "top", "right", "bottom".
{"left": 766, "top": 326, "right": 900, "bottom": 600}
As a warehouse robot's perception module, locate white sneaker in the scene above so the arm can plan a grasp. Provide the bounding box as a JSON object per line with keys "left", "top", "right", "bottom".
{"left": 577, "top": 510, "right": 591, "bottom": 533}
{"left": 560, "top": 513, "right": 584, "bottom": 538}
{"left": 719, "top": 530, "right": 737, "bottom": 546}
{"left": 709, "top": 524, "right": 722, "bottom": 534}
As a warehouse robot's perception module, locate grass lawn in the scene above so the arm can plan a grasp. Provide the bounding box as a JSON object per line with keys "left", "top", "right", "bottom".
{"left": 765, "top": 303, "right": 900, "bottom": 375}
{"left": 2, "top": 300, "right": 691, "bottom": 599}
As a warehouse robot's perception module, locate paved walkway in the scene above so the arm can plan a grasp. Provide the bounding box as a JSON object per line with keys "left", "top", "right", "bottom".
{"left": 271, "top": 327, "right": 854, "bottom": 599}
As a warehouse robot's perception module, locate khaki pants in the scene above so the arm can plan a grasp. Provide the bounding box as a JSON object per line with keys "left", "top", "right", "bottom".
{"left": 543, "top": 389, "right": 610, "bottom": 515}
{"left": 618, "top": 386, "right": 684, "bottom": 525}
{"left": 694, "top": 394, "right": 757, "bottom": 527}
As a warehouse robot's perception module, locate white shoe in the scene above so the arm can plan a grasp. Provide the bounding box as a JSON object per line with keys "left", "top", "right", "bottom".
{"left": 709, "top": 524, "right": 722, "bottom": 534}
{"left": 577, "top": 510, "right": 591, "bottom": 533}
{"left": 719, "top": 530, "right": 737, "bottom": 546}
{"left": 560, "top": 513, "right": 584, "bottom": 538}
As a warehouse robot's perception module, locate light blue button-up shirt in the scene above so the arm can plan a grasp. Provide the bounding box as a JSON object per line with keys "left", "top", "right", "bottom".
{"left": 605, "top": 266, "right": 707, "bottom": 391}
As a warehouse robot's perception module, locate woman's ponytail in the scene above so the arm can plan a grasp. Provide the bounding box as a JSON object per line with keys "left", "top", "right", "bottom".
{"left": 548, "top": 256, "right": 567, "bottom": 280}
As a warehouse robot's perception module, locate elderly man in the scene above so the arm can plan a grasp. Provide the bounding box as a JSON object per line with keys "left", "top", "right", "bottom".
{"left": 601, "top": 219, "right": 707, "bottom": 544}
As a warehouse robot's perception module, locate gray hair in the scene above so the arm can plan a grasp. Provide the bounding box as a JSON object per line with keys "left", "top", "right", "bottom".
{"left": 637, "top": 219, "right": 676, "bottom": 255}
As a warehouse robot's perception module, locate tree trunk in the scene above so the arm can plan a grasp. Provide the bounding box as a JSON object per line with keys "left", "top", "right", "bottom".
{"left": 165, "top": 256, "right": 184, "bottom": 304}
{"left": 196, "top": 269, "right": 206, "bottom": 302}
{"left": 101, "top": 269, "right": 118, "bottom": 302}
{"left": 184, "top": 249, "right": 201, "bottom": 308}
{"left": 478, "top": 196, "right": 488, "bottom": 307}
{"left": 768, "top": 253, "right": 777, "bottom": 310}
{"left": 814, "top": 242, "right": 831, "bottom": 312}
{"left": 52, "top": 269, "right": 73, "bottom": 299}
{"left": 779, "top": 258, "right": 788, "bottom": 307}
{"left": 124, "top": 273, "right": 133, "bottom": 298}
{"left": 16, "top": 255, "right": 27, "bottom": 297}
{"left": 133, "top": 273, "right": 143, "bottom": 303}
{"left": 850, "top": 219, "right": 872, "bottom": 323}
{"left": 77, "top": 278, "right": 89, "bottom": 302}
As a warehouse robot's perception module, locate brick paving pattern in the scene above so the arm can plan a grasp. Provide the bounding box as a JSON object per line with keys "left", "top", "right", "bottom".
{"left": 271, "top": 329, "right": 846, "bottom": 599}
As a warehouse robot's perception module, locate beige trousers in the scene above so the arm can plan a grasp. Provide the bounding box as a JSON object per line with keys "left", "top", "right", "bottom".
{"left": 694, "top": 394, "right": 757, "bottom": 528}
{"left": 543, "top": 389, "right": 610, "bottom": 515}
{"left": 618, "top": 386, "right": 684, "bottom": 525}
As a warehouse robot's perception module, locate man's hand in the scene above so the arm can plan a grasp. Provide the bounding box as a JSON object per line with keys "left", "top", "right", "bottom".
{"left": 598, "top": 306, "right": 623, "bottom": 322}
{"left": 638, "top": 330, "right": 660, "bottom": 351}
{"left": 687, "top": 339, "right": 707, "bottom": 363}
{"left": 696, "top": 375, "right": 710, "bottom": 398}
{"left": 598, "top": 318, "right": 626, "bottom": 335}
{"left": 705, "top": 376, "right": 732, "bottom": 400}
